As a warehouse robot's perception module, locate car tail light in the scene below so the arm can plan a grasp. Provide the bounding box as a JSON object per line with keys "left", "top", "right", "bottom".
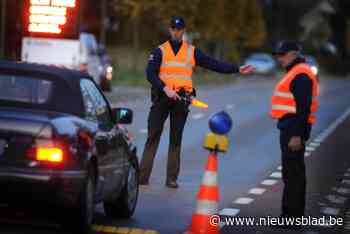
{"left": 37, "top": 147, "right": 63, "bottom": 163}
{"left": 26, "top": 139, "right": 67, "bottom": 164}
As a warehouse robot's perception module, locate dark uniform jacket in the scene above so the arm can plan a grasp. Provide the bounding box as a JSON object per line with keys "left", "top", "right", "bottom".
{"left": 277, "top": 56, "right": 313, "bottom": 140}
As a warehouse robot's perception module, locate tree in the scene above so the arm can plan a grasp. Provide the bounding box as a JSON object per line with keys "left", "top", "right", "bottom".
{"left": 240, "top": 0, "right": 266, "bottom": 49}
{"left": 193, "top": 0, "right": 266, "bottom": 60}
{"left": 110, "top": 0, "right": 266, "bottom": 66}
{"left": 112, "top": 0, "right": 157, "bottom": 70}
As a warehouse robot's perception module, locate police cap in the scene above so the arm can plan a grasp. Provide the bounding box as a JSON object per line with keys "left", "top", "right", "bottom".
{"left": 170, "top": 16, "right": 186, "bottom": 29}
{"left": 273, "top": 41, "right": 301, "bottom": 55}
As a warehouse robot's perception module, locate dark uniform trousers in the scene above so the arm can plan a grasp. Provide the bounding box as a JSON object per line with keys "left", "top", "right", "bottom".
{"left": 280, "top": 128, "right": 308, "bottom": 217}
{"left": 139, "top": 91, "right": 189, "bottom": 183}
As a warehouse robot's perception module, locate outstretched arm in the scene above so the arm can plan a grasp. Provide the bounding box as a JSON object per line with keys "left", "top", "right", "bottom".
{"left": 195, "top": 48, "right": 254, "bottom": 74}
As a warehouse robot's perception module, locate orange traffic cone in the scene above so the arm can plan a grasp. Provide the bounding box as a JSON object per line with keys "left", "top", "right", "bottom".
{"left": 186, "top": 152, "right": 220, "bottom": 234}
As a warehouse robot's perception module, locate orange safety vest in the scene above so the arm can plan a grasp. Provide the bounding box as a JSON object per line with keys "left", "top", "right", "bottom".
{"left": 270, "top": 63, "right": 319, "bottom": 124}
{"left": 159, "top": 41, "right": 195, "bottom": 92}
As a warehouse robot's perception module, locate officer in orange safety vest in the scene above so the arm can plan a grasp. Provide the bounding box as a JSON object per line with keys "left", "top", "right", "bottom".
{"left": 139, "top": 16, "right": 254, "bottom": 188}
{"left": 271, "top": 41, "right": 319, "bottom": 222}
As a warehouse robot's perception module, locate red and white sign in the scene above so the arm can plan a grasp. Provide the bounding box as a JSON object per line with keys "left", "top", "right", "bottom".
{"left": 28, "top": 0, "right": 76, "bottom": 34}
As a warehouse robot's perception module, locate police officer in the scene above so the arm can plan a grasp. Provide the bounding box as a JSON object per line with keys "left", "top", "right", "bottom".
{"left": 271, "top": 41, "right": 319, "bottom": 219}
{"left": 139, "top": 16, "right": 254, "bottom": 188}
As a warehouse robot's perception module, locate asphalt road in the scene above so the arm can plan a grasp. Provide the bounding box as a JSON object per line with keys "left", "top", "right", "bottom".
{"left": 2, "top": 74, "right": 350, "bottom": 234}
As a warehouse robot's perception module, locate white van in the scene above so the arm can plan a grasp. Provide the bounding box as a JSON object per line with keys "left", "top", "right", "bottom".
{"left": 21, "top": 33, "right": 111, "bottom": 91}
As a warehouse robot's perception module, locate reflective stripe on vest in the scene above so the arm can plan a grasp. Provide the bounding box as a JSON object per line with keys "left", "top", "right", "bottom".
{"left": 273, "top": 91, "right": 294, "bottom": 99}
{"left": 271, "top": 104, "right": 296, "bottom": 112}
{"left": 273, "top": 91, "right": 318, "bottom": 101}
{"left": 159, "top": 41, "right": 195, "bottom": 91}
{"left": 158, "top": 73, "right": 192, "bottom": 81}
{"left": 270, "top": 63, "right": 319, "bottom": 124}
{"left": 160, "top": 61, "right": 192, "bottom": 69}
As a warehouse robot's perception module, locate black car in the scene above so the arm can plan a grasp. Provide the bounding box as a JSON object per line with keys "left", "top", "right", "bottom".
{"left": 0, "top": 61, "right": 139, "bottom": 233}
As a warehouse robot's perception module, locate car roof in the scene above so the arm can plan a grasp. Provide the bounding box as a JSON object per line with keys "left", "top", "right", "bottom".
{"left": 0, "top": 60, "right": 93, "bottom": 84}
{"left": 0, "top": 60, "right": 89, "bottom": 117}
{"left": 249, "top": 53, "right": 272, "bottom": 58}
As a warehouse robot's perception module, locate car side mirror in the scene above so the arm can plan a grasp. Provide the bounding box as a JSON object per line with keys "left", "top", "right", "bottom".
{"left": 113, "top": 108, "right": 133, "bottom": 124}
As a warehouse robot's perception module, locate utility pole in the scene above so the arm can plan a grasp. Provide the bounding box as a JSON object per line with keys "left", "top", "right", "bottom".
{"left": 100, "top": 0, "right": 106, "bottom": 45}
{"left": 0, "top": 0, "right": 6, "bottom": 59}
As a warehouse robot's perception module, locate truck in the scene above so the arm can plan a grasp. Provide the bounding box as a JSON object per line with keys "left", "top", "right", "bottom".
{"left": 21, "top": 33, "right": 112, "bottom": 91}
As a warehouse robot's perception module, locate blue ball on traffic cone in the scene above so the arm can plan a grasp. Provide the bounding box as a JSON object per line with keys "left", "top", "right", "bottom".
{"left": 209, "top": 111, "right": 232, "bottom": 135}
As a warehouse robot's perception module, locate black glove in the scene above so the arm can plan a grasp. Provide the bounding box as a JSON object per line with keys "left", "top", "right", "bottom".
{"left": 177, "top": 88, "right": 192, "bottom": 106}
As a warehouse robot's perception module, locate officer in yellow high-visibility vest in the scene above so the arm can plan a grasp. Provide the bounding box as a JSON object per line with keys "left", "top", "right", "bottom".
{"left": 139, "top": 16, "right": 254, "bottom": 188}
{"left": 271, "top": 41, "right": 319, "bottom": 221}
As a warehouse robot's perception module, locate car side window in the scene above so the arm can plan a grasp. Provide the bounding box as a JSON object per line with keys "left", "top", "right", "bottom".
{"left": 80, "top": 79, "right": 113, "bottom": 130}
{"left": 80, "top": 80, "right": 98, "bottom": 122}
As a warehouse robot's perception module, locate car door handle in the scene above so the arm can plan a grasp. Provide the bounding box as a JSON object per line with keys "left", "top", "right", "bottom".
{"left": 95, "top": 132, "right": 112, "bottom": 140}
{"left": 95, "top": 132, "right": 110, "bottom": 155}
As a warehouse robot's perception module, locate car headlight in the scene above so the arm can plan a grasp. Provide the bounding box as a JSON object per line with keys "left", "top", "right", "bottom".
{"left": 107, "top": 66, "right": 113, "bottom": 74}
{"left": 311, "top": 66, "right": 318, "bottom": 75}
{"left": 106, "top": 65, "right": 113, "bottom": 80}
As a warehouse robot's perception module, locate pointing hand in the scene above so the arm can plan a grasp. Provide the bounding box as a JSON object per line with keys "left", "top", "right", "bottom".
{"left": 239, "top": 65, "right": 255, "bottom": 74}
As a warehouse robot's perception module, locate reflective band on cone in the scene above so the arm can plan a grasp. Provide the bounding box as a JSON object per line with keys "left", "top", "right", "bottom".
{"left": 190, "top": 214, "right": 220, "bottom": 234}
{"left": 185, "top": 152, "right": 220, "bottom": 234}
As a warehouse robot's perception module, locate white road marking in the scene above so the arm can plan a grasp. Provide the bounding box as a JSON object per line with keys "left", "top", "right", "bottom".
{"left": 321, "top": 207, "right": 340, "bottom": 216}
{"left": 270, "top": 172, "right": 282, "bottom": 179}
{"left": 344, "top": 173, "right": 350, "bottom": 177}
{"left": 341, "top": 179, "right": 350, "bottom": 185}
{"left": 332, "top": 187, "right": 350, "bottom": 195}
{"left": 321, "top": 128, "right": 331, "bottom": 135}
{"left": 219, "top": 208, "right": 240, "bottom": 216}
{"left": 322, "top": 128, "right": 333, "bottom": 136}
{"left": 304, "top": 152, "right": 311, "bottom": 157}
{"left": 248, "top": 188, "right": 266, "bottom": 195}
{"left": 316, "top": 135, "right": 326, "bottom": 142}
{"left": 313, "top": 138, "right": 324, "bottom": 143}
{"left": 261, "top": 179, "right": 278, "bottom": 186}
{"left": 277, "top": 166, "right": 282, "bottom": 171}
{"left": 326, "top": 194, "right": 348, "bottom": 204}
{"left": 313, "top": 107, "right": 350, "bottom": 146}
{"left": 225, "top": 104, "right": 234, "bottom": 110}
{"left": 347, "top": 168, "right": 350, "bottom": 172}
{"left": 306, "top": 146, "right": 316, "bottom": 151}
{"left": 234, "top": 197, "right": 254, "bottom": 205}
{"left": 192, "top": 113, "right": 205, "bottom": 120}
{"left": 139, "top": 129, "right": 148, "bottom": 134}
{"left": 309, "top": 142, "right": 321, "bottom": 147}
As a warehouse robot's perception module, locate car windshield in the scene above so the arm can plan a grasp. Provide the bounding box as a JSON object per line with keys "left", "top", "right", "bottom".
{"left": 0, "top": 74, "right": 53, "bottom": 104}
{"left": 250, "top": 58, "right": 270, "bottom": 62}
